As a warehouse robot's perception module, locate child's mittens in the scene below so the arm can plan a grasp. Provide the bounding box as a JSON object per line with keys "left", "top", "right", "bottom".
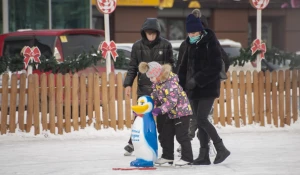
{"left": 152, "top": 108, "right": 162, "bottom": 116}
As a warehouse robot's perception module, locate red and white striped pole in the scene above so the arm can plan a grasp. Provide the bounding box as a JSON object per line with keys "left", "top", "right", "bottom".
{"left": 249, "top": 0, "right": 269, "bottom": 71}
{"left": 96, "top": 0, "right": 117, "bottom": 74}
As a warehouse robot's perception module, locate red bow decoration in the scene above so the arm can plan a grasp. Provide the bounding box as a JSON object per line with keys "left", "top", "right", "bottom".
{"left": 22, "top": 46, "right": 41, "bottom": 69}
{"left": 100, "top": 41, "right": 118, "bottom": 61}
{"left": 251, "top": 39, "right": 267, "bottom": 59}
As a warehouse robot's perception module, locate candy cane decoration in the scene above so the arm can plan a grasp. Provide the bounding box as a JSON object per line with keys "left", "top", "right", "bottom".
{"left": 96, "top": 0, "right": 116, "bottom": 14}
{"left": 249, "top": 0, "right": 270, "bottom": 10}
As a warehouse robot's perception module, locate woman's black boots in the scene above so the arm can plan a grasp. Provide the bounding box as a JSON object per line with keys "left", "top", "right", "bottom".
{"left": 213, "top": 140, "right": 230, "bottom": 164}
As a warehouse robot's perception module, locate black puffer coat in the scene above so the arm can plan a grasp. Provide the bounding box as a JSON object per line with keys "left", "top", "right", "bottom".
{"left": 123, "top": 18, "right": 174, "bottom": 97}
{"left": 178, "top": 29, "right": 222, "bottom": 99}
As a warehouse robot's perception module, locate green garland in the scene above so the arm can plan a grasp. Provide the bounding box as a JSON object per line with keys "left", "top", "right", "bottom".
{"left": 231, "top": 46, "right": 300, "bottom": 69}
{"left": 0, "top": 48, "right": 104, "bottom": 75}
{"left": 231, "top": 47, "right": 259, "bottom": 67}
{"left": 1, "top": 45, "right": 299, "bottom": 75}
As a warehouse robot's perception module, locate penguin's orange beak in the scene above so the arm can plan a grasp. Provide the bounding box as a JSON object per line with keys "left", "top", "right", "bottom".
{"left": 131, "top": 104, "right": 149, "bottom": 114}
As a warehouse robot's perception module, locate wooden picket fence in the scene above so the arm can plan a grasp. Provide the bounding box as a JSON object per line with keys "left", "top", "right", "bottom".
{"left": 0, "top": 70, "right": 299, "bottom": 135}
{"left": 213, "top": 70, "right": 299, "bottom": 127}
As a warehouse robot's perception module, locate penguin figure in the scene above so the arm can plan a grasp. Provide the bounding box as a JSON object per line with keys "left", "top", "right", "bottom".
{"left": 130, "top": 95, "right": 158, "bottom": 167}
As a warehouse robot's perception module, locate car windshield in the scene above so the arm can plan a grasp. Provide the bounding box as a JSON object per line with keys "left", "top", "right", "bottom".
{"left": 222, "top": 46, "right": 241, "bottom": 58}
{"left": 3, "top": 35, "right": 56, "bottom": 58}
{"left": 60, "top": 34, "right": 104, "bottom": 60}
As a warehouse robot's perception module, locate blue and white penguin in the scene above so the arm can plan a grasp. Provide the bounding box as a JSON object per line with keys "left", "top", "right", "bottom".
{"left": 130, "top": 95, "right": 158, "bottom": 167}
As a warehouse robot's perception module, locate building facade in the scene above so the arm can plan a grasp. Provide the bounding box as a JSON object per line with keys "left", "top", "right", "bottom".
{"left": 1, "top": 0, "right": 300, "bottom": 52}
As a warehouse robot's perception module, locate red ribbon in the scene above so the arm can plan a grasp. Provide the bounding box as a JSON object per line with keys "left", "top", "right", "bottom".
{"left": 23, "top": 46, "right": 41, "bottom": 69}
{"left": 100, "top": 41, "right": 118, "bottom": 61}
{"left": 251, "top": 39, "right": 266, "bottom": 59}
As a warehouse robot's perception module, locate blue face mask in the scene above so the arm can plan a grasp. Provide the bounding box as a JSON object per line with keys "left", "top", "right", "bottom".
{"left": 189, "top": 35, "right": 200, "bottom": 44}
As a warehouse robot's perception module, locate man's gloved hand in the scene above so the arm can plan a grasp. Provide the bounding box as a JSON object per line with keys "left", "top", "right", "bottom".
{"left": 185, "top": 78, "right": 196, "bottom": 90}
{"left": 152, "top": 108, "right": 162, "bottom": 116}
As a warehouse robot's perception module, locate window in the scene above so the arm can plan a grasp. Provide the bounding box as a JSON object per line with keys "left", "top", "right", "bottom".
{"left": 158, "top": 18, "right": 185, "bottom": 40}
{"left": 3, "top": 35, "right": 56, "bottom": 58}
{"left": 172, "top": 49, "right": 179, "bottom": 66}
{"left": 7, "top": 0, "right": 90, "bottom": 31}
{"left": 93, "top": 17, "right": 104, "bottom": 30}
{"left": 248, "top": 20, "right": 274, "bottom": 48}
{"left": 92, "top": 6, "right": 104, "bottom": 30}
{"left": 61, "top": 34, "right": 104, "bottom": 59}
{"left": 3, "top": 36, "right": 34, "bottom": 56}
{"left": 168, "top": 19, "right": 185, "bottom": 40}
{"left": 248, "top": 22, "right": 252, "bottom": 46}
{"left": 222, "top": 47, "right": 241, "bottom": 58}
{"left": 9, "top": 0, "right": 49, "bottom": 31}
{"left": 115, "top": 49, "right": 131, "bottom": 70}
{"left": 34, "top": 36, "right": 56, "bottom": 58}
{"left": 52, "top": 0, "right": 90, "bottom": 29}
{"left": 262, "top": 23, "right": 272, "bottom": 48}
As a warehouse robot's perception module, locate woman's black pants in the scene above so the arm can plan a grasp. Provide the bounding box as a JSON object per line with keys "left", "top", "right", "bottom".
{"left": 190, "top": 98, "right": 222, "bottom": 148}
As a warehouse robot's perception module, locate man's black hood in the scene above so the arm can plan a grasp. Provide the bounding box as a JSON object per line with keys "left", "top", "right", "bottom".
{"left": 140, "top": 18, "right": 161, "bottom": 40}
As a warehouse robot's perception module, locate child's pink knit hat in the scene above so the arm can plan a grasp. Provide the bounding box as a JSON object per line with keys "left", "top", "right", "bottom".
{"left": 138, "top": 61, "right": 162, "bottom": 78}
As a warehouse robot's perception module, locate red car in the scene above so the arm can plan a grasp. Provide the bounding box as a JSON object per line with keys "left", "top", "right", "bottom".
{"left": 0, "top": 29, "right": 113, "bottom": 77}
{"left": 0, "top": 29, "right": 115, "bottom": 110}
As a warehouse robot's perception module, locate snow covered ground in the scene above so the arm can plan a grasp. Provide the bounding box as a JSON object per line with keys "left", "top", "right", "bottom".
{"left": 0, "top": 121, "right": 300, "bottom": 175}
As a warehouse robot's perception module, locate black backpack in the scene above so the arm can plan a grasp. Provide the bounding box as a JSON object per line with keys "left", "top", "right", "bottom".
{"left": 206, "top": 43, "right": 230, "bottom": 81}
{"left": 220, "top": 46, "right": 230, "bottom": 72}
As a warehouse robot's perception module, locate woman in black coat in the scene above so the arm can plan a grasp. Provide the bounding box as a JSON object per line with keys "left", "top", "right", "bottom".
{"left": 178, "top": 14, "right": 230, "bottom": 165}
{"left": 175, "top": 9, "right": 230, "bottom": 74}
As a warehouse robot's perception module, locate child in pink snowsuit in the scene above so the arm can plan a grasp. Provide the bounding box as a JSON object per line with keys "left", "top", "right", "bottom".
{"left": 138, "top": 61, "right": 193, "bottom": 166}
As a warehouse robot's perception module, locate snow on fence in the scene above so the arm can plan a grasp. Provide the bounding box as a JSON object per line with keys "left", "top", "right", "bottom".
{"left": 0, "top": 70, "right": 299, "bottom": 135}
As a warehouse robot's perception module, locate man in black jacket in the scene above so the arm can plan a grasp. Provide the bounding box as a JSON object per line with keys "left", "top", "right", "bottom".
{"left": 123, "top": 18, "right": 174, "bottom": 156}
